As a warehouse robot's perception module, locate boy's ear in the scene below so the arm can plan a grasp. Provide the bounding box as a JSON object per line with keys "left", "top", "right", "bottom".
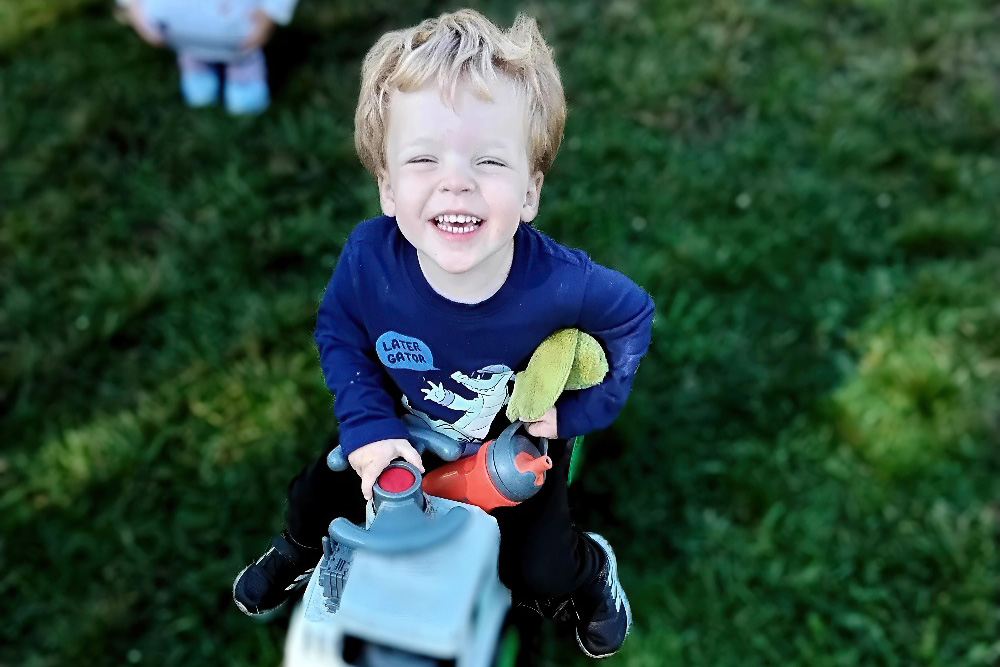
{"left": 520, "top": 171, "right": 544, "bottom": 223}
{"left": 377, "top": 172, "right": 396, "bottom": 217}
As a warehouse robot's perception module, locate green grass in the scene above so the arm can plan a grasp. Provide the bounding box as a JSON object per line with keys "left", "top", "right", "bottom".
{"left": 2, "top": 0, "right": 999, "bottom": 665}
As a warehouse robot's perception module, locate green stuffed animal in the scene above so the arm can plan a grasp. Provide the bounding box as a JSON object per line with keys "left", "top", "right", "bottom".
{"left": 505, "top": 328, "right": 609, "bottom": 423}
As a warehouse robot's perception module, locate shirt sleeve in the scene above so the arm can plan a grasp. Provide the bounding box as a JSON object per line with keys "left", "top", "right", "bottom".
{"left": 554, "top": 262, "right": 654, "bottom": 438}
{"left": 314, "top": 241, "right": 409, "bottom": 455}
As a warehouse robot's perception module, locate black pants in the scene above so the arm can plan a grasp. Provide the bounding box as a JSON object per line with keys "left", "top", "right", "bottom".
{"left": 284, "top": 437, "right": 600, "bottom": 599}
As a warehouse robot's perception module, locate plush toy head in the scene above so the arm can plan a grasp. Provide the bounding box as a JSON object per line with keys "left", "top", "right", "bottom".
{"left": 505, "top": 328, "right": 608, "bottom": 423}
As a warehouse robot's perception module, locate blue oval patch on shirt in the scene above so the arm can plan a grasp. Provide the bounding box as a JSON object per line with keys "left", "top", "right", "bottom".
{"left": 376, "top": 331, "right": 438, "bottom": 371}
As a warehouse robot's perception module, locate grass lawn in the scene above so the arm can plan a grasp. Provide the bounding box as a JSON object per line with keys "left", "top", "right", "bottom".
{"left": 2, "top": 0, "right": 999, "bottom": 665}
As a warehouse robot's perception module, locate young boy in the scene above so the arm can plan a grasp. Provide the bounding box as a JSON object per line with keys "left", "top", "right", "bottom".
{"left": 233, "top": 9, "right": 654, "bottom": 659}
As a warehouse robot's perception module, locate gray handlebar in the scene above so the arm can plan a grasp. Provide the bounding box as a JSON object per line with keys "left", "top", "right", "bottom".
{"left": 327, "top": 414, "right": 467, "bottom": 472}
{"left": 329, "top": 506, "right": 469, "bottom": 553}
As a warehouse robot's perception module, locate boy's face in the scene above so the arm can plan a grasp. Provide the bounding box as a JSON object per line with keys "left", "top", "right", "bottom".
{"left": 378, "top": 76, "right": 543, "bottom": 295}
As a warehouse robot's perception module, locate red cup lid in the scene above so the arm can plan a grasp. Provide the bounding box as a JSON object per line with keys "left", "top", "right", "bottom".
{"left": 378, "top": 466, "right": 416, "bottom": 493}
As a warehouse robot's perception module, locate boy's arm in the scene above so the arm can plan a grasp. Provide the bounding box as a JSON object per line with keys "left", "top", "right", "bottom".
{"left": 242, "top": 11, "right": 276, "bottom": 50}
{"left": 555, "top": 263, "right": 654, "bottom": 438}
{"left": 314, "top": 244, "right": 410, "bottom": 456}
{"left": 317, "top": 259, "right": 422, "bottom": 498}
{"left": 257, "top": 0, "right": 299, "bottom": 25}
{"left": 242, "top": 0, "right": 298, "bottom": 50}
{"left": 116, "top": 0, "right": 166, "bottom": 46}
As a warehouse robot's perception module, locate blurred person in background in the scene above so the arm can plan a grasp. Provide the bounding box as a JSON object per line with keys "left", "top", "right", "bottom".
{"left": 116, "top": 0, "right": 298, "bottom": 114}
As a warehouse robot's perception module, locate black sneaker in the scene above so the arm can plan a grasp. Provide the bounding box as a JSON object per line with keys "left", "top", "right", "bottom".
{"left": 233, "top": 532, "right": 319, "bottom": 617}
{"left": 515, "top": 595, "right": 578, "bottom": 623}
{"left": 573, "top": 533, "right": 632, "bottom": 659}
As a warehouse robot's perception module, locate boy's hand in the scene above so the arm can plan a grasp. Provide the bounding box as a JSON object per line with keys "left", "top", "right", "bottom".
{"left": 347, "top": 438, "right": 424, "bottom": 501}
{"left": 241, "top": 9, "right": 276, "bottom": 50}
{"left": 523, "top": 407, "right": 558, "bottom": 439}
{"left": 123, "top": 1, "right": 166, "bottom": 46}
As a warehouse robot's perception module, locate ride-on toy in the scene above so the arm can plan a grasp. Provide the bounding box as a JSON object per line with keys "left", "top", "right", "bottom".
{"left": 282, "top": 418, "right": 552, "bottom": 667}
{"left": 283, "top": 327, "right": 606, "bottom": 666}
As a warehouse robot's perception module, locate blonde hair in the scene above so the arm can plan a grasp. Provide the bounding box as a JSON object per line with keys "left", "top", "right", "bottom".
{"left": 354, "top": 9, "right": 566, "bottom": 177}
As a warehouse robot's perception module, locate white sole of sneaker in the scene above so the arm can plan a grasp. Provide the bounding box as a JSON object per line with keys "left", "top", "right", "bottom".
{"left": 575, "top": 533, "right": 632, "bottom": 659}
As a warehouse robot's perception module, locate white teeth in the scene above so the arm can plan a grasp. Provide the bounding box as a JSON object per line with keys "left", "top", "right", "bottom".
{"left": 438, "top": 222, "right": 477, "bottom": 234}
{"left": 434, "top": 214, "right": 481, "bottom": 224}
{"left": 433, "top": 214, "right": 482, "bottom": 234}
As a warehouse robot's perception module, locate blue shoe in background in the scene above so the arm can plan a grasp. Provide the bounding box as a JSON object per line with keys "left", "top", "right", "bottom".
{"left": 224, "top": 79, "right": 270, "bottom": 115}
{"left": 179, "top": 67, "right": 220, "bottom": 107}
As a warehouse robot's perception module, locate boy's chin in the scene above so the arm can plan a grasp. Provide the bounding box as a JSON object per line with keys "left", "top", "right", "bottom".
{"left": 425, "top": 258, "right": 479, "bottom": 276}
{"left": 422, "top": 253, "right": 491, "bottom": 278}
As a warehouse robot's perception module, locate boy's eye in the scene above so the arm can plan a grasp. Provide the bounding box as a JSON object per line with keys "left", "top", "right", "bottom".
{"left": 479, "top": 158, "right": 506, "bottom": 167}
{"left": 407, "top": 156, "right": 435, "bottom": 164}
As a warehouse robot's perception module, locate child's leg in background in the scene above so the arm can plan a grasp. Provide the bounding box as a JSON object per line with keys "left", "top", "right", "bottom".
{"left": 176, "top": 52, "right": 219, "bottom": 107}
{"left": 223, "top": 48, "right": 270, "bottom": 115}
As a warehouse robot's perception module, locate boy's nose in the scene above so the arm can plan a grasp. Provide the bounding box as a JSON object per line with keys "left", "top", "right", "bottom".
{"left": 438, "top": 164, "right": 476, "bottom": 194}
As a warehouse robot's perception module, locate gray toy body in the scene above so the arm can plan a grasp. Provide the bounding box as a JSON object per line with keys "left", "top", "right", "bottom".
{"left": 283, "top": 462, "right": 511, "bottom": 667}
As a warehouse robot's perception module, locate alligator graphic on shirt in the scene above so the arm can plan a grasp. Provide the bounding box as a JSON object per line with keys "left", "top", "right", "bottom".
{"left": 403, "top": 364, "right": 514, "bottom": 442}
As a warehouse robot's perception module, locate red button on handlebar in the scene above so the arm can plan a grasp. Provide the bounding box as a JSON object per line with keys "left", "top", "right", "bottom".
{"left": 377, "top": 467, "right": 416, "bottom": 493}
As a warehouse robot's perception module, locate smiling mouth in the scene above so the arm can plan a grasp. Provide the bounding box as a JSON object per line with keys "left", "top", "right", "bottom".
{"left": 433, "top": 214, "right": 483, "bottom": 235}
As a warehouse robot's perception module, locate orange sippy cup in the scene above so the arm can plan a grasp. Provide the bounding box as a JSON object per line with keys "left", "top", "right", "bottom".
{"left": 421, "top": 421, "right": 552, "bottom": 511}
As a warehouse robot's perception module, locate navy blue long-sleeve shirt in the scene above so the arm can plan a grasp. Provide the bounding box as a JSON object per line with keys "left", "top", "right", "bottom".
{"left": 315, "top": 216, "right": 654, "bottom": 456}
